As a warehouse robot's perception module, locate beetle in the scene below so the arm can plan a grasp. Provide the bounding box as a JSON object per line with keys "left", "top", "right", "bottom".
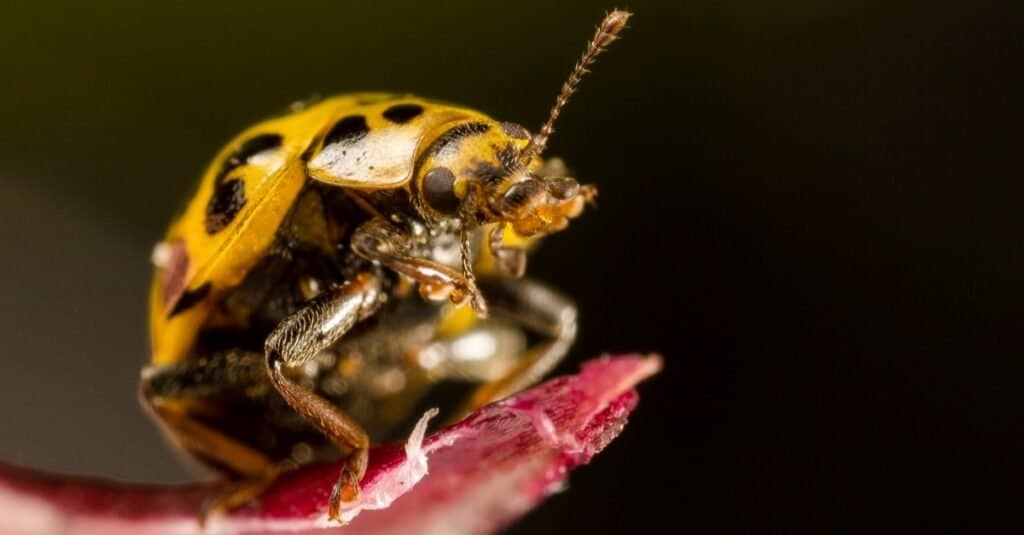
{"left": 140, "top": 10, "right": 631, "bottom": 523}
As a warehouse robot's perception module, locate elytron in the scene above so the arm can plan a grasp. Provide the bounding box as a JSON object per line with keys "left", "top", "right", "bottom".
{"left": 141, "top": 10, "right": 632, "bottom": 522}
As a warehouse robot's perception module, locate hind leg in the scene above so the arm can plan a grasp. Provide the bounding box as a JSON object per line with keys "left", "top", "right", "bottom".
{"left": 140, "top": 350, "right": 281, "bottom": 525}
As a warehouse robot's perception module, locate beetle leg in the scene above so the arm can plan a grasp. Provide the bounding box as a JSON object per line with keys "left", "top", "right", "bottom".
{"left": 140, "top": 352, "right": 281, "bottom": 526}
{"left": 141, "top": 349, "right": 267, "bottom": 401}
{"left": 351, "top": 218, "right": 487, "bottom": 315}
{"left": 264, "top": 271, "right": 385, "bottom": 521}
{"left": 453, "top": 276, "right": 577, "bottom": 417}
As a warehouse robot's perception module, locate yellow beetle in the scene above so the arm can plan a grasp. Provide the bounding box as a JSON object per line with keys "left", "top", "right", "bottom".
{"left": 141, "top": 10, "right": 631, "bottom": 522}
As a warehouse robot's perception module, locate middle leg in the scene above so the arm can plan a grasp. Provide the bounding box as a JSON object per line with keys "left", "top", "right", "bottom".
{"left": 263, "top": 271, "right": 385, "bottom": 521}
{"left": 452, "top": 276, "right": 578, "bottom": 417}
{"left": 140, "top": 350, "right": 282, "bottom": 524}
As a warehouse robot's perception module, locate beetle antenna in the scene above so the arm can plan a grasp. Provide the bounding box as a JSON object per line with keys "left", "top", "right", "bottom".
{"left": 460, "top": 225, "right": 487, "bottom": 317}
{"left": 518, "top": 9, "right": 632, "bottom": 165}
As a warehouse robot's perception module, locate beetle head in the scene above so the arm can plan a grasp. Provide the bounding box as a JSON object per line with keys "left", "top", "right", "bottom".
{"left": 414, "top": 120, "right": 594, "bottom": 239}
{"left": 415, "top": 9, "right": 629, "bottom": 282}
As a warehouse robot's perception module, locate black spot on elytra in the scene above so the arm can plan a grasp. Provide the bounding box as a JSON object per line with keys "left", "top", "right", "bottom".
{"left": 205, "top": 178, "right": 247, "bottom": 234}
{"left": 168, "top": 282, "right": 211, "bottom": 317}
{"left": 216, "top": 134, "right": 282, "bottom": 184}
{"left": 382, "top": 103, "right": 424, "bottom": 124}
{"left": 323, "top": 115, "right": 369, "bottom": 147}
{"left": 236, "top": 134, "right": 283, "bottom": 163}
{"left": 500, "top": 122, "right": 531, "bottom": 140}
{"left": 422, "top": 167, "right": 460, "bottom": 214}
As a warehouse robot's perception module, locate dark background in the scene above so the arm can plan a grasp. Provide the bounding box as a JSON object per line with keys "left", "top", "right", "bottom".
{"left": 0, "top": 1, "right": 1021, "bottom": 533}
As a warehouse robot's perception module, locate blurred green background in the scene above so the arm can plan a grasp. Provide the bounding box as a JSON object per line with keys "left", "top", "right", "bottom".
{"left": 1, "top": 0, "right": 1021, "bottom": 533}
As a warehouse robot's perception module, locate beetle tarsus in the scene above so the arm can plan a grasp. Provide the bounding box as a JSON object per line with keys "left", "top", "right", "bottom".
{"left": 328, "top": 465, "right": 363, "bottom": 521}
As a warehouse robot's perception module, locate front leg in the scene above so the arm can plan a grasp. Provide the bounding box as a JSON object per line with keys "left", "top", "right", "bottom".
{"left": 264, "top": 271, "right": 385, "bottom": 521}
{"left": 351, "top": 218, "right": 487, "bottom": 316}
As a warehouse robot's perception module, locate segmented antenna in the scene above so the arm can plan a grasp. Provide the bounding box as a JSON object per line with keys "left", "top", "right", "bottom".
{"left": 519, "top": 9, "right": 632, "bottom": 165}
{"left": 460, "top": 225, "right": 487, "bottom": 317}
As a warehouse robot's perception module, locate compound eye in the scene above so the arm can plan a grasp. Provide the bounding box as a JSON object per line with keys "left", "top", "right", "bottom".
{"left": 422, "top": 167, "right": 460, "bottom": 214}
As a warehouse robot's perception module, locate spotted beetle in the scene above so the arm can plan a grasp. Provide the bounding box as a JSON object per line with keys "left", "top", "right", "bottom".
{"left": 141, "top": 10, "right": 631, "bottom": 523}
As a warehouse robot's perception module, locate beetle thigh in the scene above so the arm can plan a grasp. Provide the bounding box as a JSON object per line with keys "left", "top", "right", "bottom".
{"left": 141, "top": 349, "right": 268, "bottom": 400}
{"left": 139, "top": 352, "right": 275, "bottom": 478}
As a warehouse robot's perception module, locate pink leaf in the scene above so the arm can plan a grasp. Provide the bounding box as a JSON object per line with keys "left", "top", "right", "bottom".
{"left": 0, "top": 355, "right": 661, "bottom": 535}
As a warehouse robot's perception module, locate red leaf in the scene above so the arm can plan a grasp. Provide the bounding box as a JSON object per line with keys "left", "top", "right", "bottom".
{"left": 0, "top": 355, "right": 661, "bottom": 535}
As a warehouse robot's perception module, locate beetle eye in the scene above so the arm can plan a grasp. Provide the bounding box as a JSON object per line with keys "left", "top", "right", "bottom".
{"left": 423, "top": 167, "right": 460, "bottom": 214}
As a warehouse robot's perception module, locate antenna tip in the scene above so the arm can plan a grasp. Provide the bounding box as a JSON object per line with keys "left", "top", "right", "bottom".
{"left": 603, "top": 9, "right": 633, "bottom": 33}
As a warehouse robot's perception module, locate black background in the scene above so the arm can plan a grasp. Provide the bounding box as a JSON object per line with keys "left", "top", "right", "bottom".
{"left": 0, "top": 1, "right": 1021, "bottom": 533}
